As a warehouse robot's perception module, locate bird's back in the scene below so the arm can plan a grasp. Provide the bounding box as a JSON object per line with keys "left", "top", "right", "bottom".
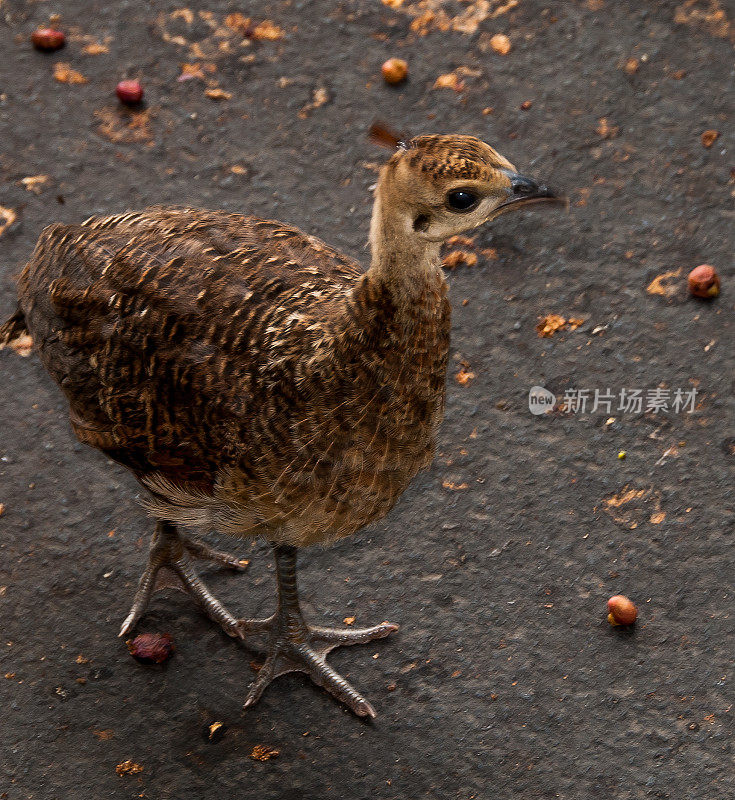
{"left": 18, "top": 206, "right": 451, "bottom": 545}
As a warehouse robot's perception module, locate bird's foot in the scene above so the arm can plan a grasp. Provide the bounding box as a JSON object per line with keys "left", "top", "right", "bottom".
{"left": 238, "top": 613, "right": 399, "bottom": 718}
{"left": 119, "top": 521, "right": 248, "bottom": 638}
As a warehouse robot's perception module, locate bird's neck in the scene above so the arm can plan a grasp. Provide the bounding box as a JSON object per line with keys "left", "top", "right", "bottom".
{"left": 367, "top": 191, "right": 444, "bottom": 304}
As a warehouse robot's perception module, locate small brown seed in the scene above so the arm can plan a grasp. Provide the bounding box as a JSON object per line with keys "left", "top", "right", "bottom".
{"left": 31, "top": 28, "right": 66, "bottom": 52}
{"left": 381, "top": 58, "right": 408, "bottom": 86}
{"left": 687, "top": 264, "right": 720, "bottom": 299}
{"left": 607, "top": 595, "right": 637, "bottom": 626}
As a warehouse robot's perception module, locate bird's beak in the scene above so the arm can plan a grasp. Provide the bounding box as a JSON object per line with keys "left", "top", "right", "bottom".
{"left": 488, "top": 172, "right": 569, "bottom": 221}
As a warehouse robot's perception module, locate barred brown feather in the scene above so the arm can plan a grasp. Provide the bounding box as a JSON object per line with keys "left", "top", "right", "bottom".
{"left": 10, "top": 134, "right": 553, "bottom": 549}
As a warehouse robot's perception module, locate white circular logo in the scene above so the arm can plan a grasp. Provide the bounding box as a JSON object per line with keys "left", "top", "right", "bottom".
{"left": 528, "top": 386, "right": 556, "bottom": 415}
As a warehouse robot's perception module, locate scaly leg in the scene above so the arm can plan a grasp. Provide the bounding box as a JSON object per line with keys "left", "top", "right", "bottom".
{"left": 238, "top": 545, "right": 399, "bottom": 719}
{"left": 119, "top": 520, "right": 248, "bottom": 638}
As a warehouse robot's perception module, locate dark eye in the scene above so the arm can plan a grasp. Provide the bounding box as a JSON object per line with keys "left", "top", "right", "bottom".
{"left": 446, "top": 189, "right": 479, "bottom": 212}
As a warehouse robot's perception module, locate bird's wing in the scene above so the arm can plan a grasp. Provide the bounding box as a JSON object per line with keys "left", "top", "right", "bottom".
{"left": 18, "top": 207, "right": 363, "bottom": 488}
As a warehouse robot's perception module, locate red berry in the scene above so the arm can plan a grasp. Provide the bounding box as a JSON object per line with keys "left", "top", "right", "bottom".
{"left": 116, "top": 79, "right": 144, "bottom": 105}
{"left": 126, "top": 632, "right": 174, "bottom": 664}
{"left": 607, "top": 595, "right": 638, "bottom": 626}
{"left": 687, "top": 264, "right": 720, "bottom": 299}
{"left": 31, "top": 28, "right": 66, "bottom": 52}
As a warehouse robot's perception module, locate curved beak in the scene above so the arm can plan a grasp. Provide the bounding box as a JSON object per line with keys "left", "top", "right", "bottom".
{"left": 489, "top": 172, "right": 569, "bottom": 220}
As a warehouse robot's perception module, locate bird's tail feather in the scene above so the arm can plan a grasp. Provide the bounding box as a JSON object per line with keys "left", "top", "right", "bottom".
{"left": 0, "top": 305, "right": 29, "bottom": 349}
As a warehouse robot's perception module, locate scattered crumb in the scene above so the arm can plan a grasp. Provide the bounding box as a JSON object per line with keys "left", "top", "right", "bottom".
{"left": 18, "top": 175, "right": 51, "bottom": 194}
{"left": 396, "top": 1, "right": 515, "bottom": 36}
{"left": 575, "top": 187, "right": 591, "bottom": 207}
{"left": 596, "top": 117, "right": 619, "bottom": 139}
{"left": 520, "top": 100, "right": 533, "bottom": 110}
{"left": 489, "top": 33, "right": 511, "bottom": 55}
{"left": 446, "top": 235, "right": 476, "bottom": 249}
{"left": 536, "top": 314, "right": 566, "bottom": 337}
{"left": 205, "top": 87, "right": 232, "bottom": 101}
{"left": 93, "top": 729, "right": 114, "bottom": 740}
{"left": 208, "top": 721, "right": 225, "bottom": 740}
{"left": 250, "top": 744, "right": 280, "bottom": 761}
{"left": 75, "top": 654, "right": 90, "bottom": 664}
{"left": 455, "top": 362, "right": 476, "bottom": 386}
{"left": 298, "top": 86, "right": 330, "bottom": 118}
{"left": 600, "top": 485, "right": 663, "bottom": 530}
{"left": 650, "top": 511, "right": 666, "bottom": 524}
{"left": 343, "top": 616, "right": 356, "bottom": 625}
{"left": 433, "top": 72, "right": 465, "bottom": 92}
{"left": 178, "top": 62, "right": 211, "bottom": 82}
{"left": 0, "top": 205, "right": 17, "bottom": 237}
{"left": 82, "top": 42, "right": 109, "bottom": 55}
{"left": 442, "top": 480, "right": 469, "bottom": 491}
{"left": 646, "top": 268, "right": 683, "bottom": 298}
{"left": 700, "top": 129, "right": 719, "bottom": 148}
{"left": 53, "top": 63, "right": 87, "bottom": 84}
{"left": 95, "top": 107, "right": 154, "bottom": 146}
{"left": 623, "top": 57, "right": 640, "bottom": 74}
{"left": 535, "top": 315, "right": 585, "bottom": 337}
{"left": 115, "top": 760, "right": 143, "bottom": 776}
{"left": 443, "top": 250, "right": 478, "bottom": 270}
{"left": 0, "top": 504, "right": 5, "bottom": 517}
{"left": 673, "top": 2, "right": 731, "bottom": 38}
{"left": 250, "top": 20, "right": 285, "bottom": 40}
{"left": 225, "top": 14, "right": 285, "bottom": 40}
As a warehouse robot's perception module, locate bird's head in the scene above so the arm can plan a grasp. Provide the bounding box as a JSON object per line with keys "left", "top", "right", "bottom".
{"left": 374, "top": 133, "right": 566, "bottom": 243}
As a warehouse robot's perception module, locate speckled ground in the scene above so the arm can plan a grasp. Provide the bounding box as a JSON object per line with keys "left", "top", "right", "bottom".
{"left": 0, "top": 1, "right": 733, "bottom": 798}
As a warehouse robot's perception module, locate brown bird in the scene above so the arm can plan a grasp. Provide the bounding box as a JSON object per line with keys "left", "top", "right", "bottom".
{"left": 0, "top": 133, "right": 564, "bottom": 717}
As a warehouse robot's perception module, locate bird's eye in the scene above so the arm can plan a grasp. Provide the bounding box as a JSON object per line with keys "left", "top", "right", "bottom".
{"left": 446, "top": 189, "right": 479, "bottom": 212}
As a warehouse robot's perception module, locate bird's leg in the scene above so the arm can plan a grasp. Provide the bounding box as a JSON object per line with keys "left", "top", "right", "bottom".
{"left": 238, "top": 545, "right": 399, "bottom": 719}
{"left": 119, "top": 520, "right": 247, "bottom": 638}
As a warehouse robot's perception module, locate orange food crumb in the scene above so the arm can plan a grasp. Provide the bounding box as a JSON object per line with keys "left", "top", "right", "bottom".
{"left": 489, "top": 33, "right": 511, "bottom": 55}
{"left": 250, "top": 744, "right": 280, "bottom": 761}
{"left": 443, "top": 250, "right": 477, "bottom": 270}
{"left": 53, "top": 63, "right": 87, "bottom": 84}
{"left": 536, "top": 314, "right": 566, "bottom": 337}
{"left": 433, "top": 72, "right": 464, "bottom": 92}
{"left": 701, "top": 129, "right": 719, "bottom": 148}
{"left": 455, "top": 362, "right": 476, "bottom": 386}
{"left": 115, "top": 760, "right": 143, "bottom": 776}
